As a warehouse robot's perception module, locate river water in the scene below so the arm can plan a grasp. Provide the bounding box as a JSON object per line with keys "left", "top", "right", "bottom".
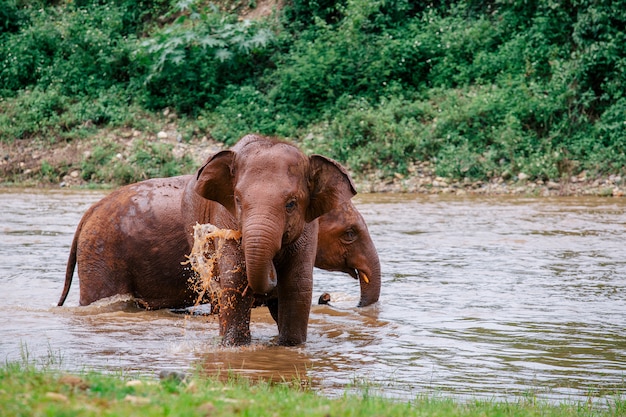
{"left": 0, "top": 188, "right": 624, "bottom": 403}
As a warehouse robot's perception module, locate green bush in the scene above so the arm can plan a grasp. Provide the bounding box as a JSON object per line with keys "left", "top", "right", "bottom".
{"left": 571, "top": 2, "right": 626, "bottom": 116}
{"left": 137, "top": 1, "right": 275, "bottom": 113}
{"left": 270, "top": 0, "right": 626, "bottom": 181}
{"left": 201, "top": 85, "right": 296, "bottom": 145}
{"left": 308, "top": 93, "right": 429, "bottom": 173}
{"left": 72, "top": 0, "right": 171, "bottom": 34}
{"left": 0, "top": 2, "right": 141, "bottom": 144}
{"left": 0, "top": 8, "right": 59, "bottom": 94}
{"left": 0, "top": 5, "right": 138, "bottom": 97}
{"left": 0, "top": 86, "right": 139, "bottom": 141}
{"left": 268, "top": 0, "right": 430, "bottom": 122}
{"left": 585, "top": 98, "right": 626, "bottom": 174}
{"left": 130, "top": 140, "right": 193, "bottom": 179}
{"left": 0, "top": 0, "right": 27, "bottom": 34}
{"left": 81, "top": 138, "right": 194, "bottom": 185}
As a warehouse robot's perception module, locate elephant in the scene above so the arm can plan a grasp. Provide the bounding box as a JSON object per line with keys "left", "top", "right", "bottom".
{"left": 58, "top": 135, "right": 379, "bottom": 345}
{"left": 179, "top": 134, "right": 356, "bottom": 346}
{"left": 314, "top": 196, "right": 381, "bottom": 308}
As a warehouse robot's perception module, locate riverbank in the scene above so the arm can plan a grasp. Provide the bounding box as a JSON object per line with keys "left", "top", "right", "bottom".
{"left": 356, "top": 161, "right": 625, "bottom": 197}
{"left": 2, "top": 363, "right": 623, "bottom": 417}
{"left": 1, "top": 133, "right": 624, "bottom": 197}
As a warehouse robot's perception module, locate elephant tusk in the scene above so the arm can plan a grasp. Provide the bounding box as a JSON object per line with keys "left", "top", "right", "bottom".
{"left": 360, "top": 271, "right": 370, "bottom": 284}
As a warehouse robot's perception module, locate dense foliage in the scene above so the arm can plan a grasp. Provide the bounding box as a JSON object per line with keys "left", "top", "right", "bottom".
{"left": 1, "top": 0, "right": 625, "bottom": 184}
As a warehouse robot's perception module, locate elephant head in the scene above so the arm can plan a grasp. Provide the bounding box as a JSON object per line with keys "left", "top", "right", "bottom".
{"left": 316, "top": 200, "right": 381, "bottom": 307}
{"left": 194, "top": 135, "right": 356, "bottom": 297}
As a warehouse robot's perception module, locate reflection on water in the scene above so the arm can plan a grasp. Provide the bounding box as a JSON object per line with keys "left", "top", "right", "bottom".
{"left": 0, "top": 188, "right": 625, "bottom": 403}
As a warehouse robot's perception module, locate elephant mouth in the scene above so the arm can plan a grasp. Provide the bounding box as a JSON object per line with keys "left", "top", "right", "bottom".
{"left": 348, "top": 268, "right": 370, "bottom": 284}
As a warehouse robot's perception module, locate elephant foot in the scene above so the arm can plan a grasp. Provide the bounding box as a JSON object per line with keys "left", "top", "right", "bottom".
{"left": 221, "top": 330, "right": 252, "bottom": 346}
{"left": 277, "top": 334, "right": 306, "bottom": 346}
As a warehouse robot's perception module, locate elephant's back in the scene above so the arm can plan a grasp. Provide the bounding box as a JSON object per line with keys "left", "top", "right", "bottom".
{"left": 76, "top": 176, "right": 191, "bottom": 261}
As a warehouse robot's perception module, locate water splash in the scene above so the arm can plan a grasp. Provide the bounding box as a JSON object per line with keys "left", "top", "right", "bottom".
{"left": 185, "top": 223, "right": 243, "bottom": 312}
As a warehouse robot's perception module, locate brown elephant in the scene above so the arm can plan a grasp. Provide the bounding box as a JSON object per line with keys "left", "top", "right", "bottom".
{"left": 314, "top": 198, "right": 381, "bottom": 308}
{"left": 180, "top": 134, "right": 356, "bottom": 346}
{"left": 58, "top": 135, "right": 379, "bottom": 345}
{"left": 58, "top": 175, "right": 194, "bottom": 310}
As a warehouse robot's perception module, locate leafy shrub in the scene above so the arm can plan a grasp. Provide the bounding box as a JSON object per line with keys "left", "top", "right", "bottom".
{"left": 274, "top": 0, "right": 626, "bottom": 181}
{"left": 80, "top": 139, "right": 123, "bottom": 182}
{"left": 200, "top": 85, "right": 298, "bottom": 145}
{"left": 282, "top": 0, "right": 346, "bottom": 30}
{"left": 2, "top": 0, "right": 626, "bottom": 185}
{"left": 571, "top": 2, "right": 626, "bottom": 116}
{"left": 0, "top": 0, "right": 27, "bottom": 34}
{"left": 130, "top": 140, "right": 193, "bottom": 179}
{"left": 138, "top": 1, "right": 275, "bottom": 113}
{"left": 0, "top": 5, "right": 138, "bottom": 97}
{"left": 584, "top": 98, "right": 626, "bottom": 175}
{"left": 0, "top": 86, "right": 139, "bottom": 141}
{"left": 81, "top": 138, "right": 194, "bottom": 184}
{"left": 320, "top": 94, "right": 429, "bottom": 172}
{"left": 0, "top": 8, "right": 59, "bottom": 94}
{"left": 270, "top": 0, "right": 429, "bottom": 115}
{"left": 0, "top": 86, "right": 70, "bottom": 140}
{"left": 72, "top": 0, "right": 171, "bottom": 34}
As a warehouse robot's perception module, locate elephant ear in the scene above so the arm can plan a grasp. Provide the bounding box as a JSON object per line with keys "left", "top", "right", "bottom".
{"left": 194, "top": 150, "right": 237, "bottom": 215}
{"left": 307, "top": 154, "right": 357, "bottom": 222}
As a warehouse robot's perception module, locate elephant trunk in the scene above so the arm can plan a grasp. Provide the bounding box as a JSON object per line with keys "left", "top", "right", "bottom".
{"left": 357, "top": 247, "right": 381, "bottom": 307}
{"left": 241, "top": 213, "right": 281, "bottom": 295}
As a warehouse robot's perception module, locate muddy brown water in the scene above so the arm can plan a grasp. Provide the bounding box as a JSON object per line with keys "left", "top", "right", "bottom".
{"left": 1, "top": 188, "right": 625, "bottom": 402}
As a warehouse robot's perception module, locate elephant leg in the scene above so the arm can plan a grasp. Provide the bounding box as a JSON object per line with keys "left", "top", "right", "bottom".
{"left": 277, "top": 275, "right": 312, "bottom": 346}
{"left": 274, "top": 224, "right": 318, "bottom": 346}
{"left": 218, "top": 286, "right": 253, "bottom": 346}
{"left": 275, "top": 255, "right": 314, "bottom": 346}
{"left": 215, "top": 241, "right": 254, "bottom": 346}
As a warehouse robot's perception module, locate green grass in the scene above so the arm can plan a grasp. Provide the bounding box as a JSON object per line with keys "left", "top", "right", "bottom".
{"left": 1, "top": 362, "right": 624, "bottom": 417}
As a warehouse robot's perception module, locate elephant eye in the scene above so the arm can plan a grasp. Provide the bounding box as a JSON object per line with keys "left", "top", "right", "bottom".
{"left": 342, "top": 228, "right": 357, "bottom": 243}
{"left": 285, "top": 199, "right": 297, "bottom": 213}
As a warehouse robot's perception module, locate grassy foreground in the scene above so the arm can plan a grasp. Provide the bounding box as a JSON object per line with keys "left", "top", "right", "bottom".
{"left": 1, "top": 363, "right": 624, "bottom": 417}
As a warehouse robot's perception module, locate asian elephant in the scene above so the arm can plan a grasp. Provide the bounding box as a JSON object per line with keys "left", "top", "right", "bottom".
{"left": 314, "top": 198, "right": 381, "bottom": 308}
{"left": 58, "top": 135, "right": 379, "bottom": 345}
